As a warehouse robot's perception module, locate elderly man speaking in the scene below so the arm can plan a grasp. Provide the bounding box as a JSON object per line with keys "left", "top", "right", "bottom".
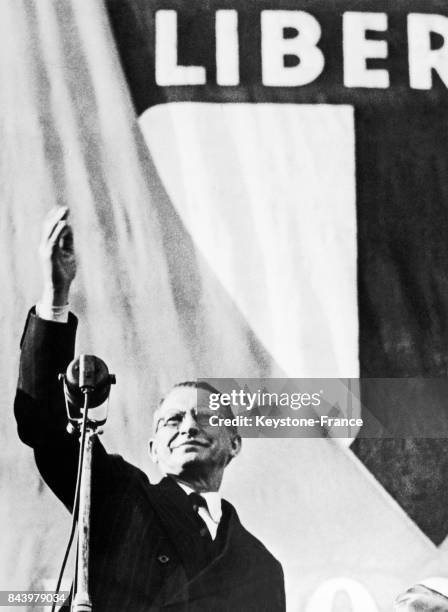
{"left": 14, "top": 207, "right": 285, "bottom": 612}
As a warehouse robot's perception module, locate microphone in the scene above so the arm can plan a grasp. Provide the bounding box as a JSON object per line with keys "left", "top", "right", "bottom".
{"left": 59, "top": 355, "right": 116, "bottom": 424}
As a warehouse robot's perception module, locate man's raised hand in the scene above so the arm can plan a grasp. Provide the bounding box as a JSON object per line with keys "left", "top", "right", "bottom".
{"left": 39, "top": 206, "right": 76, "bottom": 307}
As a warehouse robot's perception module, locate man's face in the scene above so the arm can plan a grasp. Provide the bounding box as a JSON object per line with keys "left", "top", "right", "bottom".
{"left": 149, "top": 386, "right": 241, "bottom": 479}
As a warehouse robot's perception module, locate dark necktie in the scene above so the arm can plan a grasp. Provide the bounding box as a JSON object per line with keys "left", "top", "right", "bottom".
{"left": 189, "top": 492, "right": 207, "bottom": 512}
{"left": 189, "top": 492, "right": 212, "bottom": 541}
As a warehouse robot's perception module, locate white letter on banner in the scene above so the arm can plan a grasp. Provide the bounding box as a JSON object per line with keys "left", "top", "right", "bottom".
{"left": 306, "top": 578, "right": 378, "bottom": 612}
{"left": 155, "top": 10, "right": 206, "bottom": 86}
{"left": 408, "top": 14, "right": 448, "bottom": 89}
{"left": 216, "top": 10, "right": 239, "bottom": 85}
{"left": 261, "top": 11, "right": 324, "bottom": 86}
{"left": 343, "top": 12, "right": 389, "bottom": 88}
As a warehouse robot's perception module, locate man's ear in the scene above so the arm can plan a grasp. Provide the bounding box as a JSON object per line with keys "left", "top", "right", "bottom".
{"left": 148, "top": 438, "right": 158, "bottom": 464}
{"left": 227, "top": 434, "right": 242, "bottom": 464}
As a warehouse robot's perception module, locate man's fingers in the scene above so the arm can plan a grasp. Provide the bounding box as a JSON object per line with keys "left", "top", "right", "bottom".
{"left": 39, "top": 207, "right": 76, "bottom": 294}
{"left": 42, "top": 206, "right": 70, "bottom": 242}
{"left": 39, "top": 220, "right": 73, "bottom": 258}
{"left": 58, "top": 225, "right": 74, "bottom": 253}
{"left": 48, "top": 220, "right": 71, "bottom": 247}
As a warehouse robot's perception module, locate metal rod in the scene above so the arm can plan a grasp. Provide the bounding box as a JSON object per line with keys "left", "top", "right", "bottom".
{"left": 72, "top": 429, "right": 95, "bottom": 612}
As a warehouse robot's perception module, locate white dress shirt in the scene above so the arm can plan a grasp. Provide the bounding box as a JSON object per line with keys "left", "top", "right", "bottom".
{"left": 177, "top": 481, "right": 222, "bottom": 540}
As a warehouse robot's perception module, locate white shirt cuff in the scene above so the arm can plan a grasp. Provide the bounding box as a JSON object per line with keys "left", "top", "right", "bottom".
{"left": 36, "top": 302, "right": 69, "bottom": 323}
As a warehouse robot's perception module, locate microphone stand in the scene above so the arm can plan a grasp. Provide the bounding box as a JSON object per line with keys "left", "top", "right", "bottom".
{"left": 57, "top": 355, "right": 115, "bottom": 612}
{"left": 71, "top": 391, "right": 98, "bottom": 612}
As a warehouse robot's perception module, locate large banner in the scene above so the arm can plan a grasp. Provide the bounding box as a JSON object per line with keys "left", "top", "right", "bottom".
{"left": 2, "top": 1, "right": 448, "bottom": 610}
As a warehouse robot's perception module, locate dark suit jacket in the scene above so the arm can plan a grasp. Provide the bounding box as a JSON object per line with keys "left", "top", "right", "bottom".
{"left": 14, "top": 309, "right": 286, "bottom": 612}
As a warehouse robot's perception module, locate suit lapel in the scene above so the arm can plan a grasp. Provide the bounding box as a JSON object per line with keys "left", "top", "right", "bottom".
{"left": 141, "top": 477, "right": 259, "bottom": 607}
{"left": 142, "top": 476, "right": 210, "bottom": 578}
{"left": 165, "top": 500, "right": 253, "bottom": 606}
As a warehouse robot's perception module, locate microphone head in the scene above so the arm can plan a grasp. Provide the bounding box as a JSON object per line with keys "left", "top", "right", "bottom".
{"left": 65, "top": 355, "right": 114, "bottom": 409}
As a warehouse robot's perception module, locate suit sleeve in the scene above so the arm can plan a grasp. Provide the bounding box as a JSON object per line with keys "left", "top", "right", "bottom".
{"left": 277, "top": 562, "right": 286, "bottom": 611}
{"left": 14, "top": 308, "right": 111, "bottom": 511}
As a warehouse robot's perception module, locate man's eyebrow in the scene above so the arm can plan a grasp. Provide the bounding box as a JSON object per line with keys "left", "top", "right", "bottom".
{"left": 163, "top": 407, "right": 185, "bottom": 415}
{"left": 156, "top": 408, "right": 185, "bottom": 423}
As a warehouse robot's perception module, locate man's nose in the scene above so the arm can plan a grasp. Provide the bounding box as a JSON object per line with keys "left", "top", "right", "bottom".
{"left": 179, "top": 412, "right": 199, "bottom": 436}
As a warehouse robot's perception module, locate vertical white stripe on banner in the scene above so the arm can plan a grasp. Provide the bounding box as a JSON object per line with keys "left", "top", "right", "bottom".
{"left": 140, "top": 103, "right": 358, "bottom": 378}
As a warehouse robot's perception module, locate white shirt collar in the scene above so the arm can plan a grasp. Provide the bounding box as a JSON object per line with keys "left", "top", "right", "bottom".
{"left": 176, "top": 481, "right": 222, "bottom": 524}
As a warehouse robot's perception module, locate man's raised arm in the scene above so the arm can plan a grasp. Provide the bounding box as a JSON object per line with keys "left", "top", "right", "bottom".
{"left": 15, "top": 206, "right": 77, "bottom": 445}
{"left": 13, "top": 207, "right": 108, "bottom": 510}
